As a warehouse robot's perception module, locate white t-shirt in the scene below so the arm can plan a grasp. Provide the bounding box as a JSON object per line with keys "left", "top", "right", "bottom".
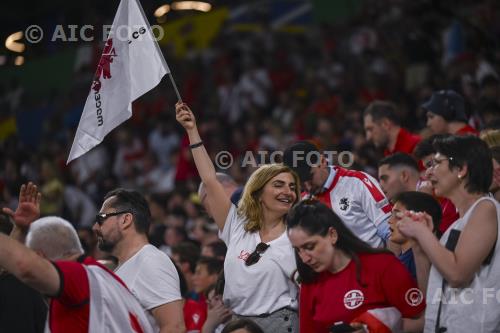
{"left": 219, "top": 205, "right": 298, "bottom": 316}
{"left": 115, "top": 244, "right": 182, "bottom": 331}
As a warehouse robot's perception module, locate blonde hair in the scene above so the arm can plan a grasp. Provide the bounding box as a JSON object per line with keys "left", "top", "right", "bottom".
{"left": 480, "top": 129, "right": 500, "bottom": 148}
{"left": 237, "top": 164, "right": 300, "bottom": 232}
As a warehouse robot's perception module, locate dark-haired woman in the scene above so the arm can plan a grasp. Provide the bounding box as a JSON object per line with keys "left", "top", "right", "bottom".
{"left": 397, "top": 135, "right": 500, "bottom": 332}
{"left": 287, "top": 201, "right": 425, "bottom": 333}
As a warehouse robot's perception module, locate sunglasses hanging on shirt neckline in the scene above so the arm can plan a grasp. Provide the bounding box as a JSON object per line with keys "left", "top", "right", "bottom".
{"left": 245, "top": 242, "right": 270, "bottom": 266}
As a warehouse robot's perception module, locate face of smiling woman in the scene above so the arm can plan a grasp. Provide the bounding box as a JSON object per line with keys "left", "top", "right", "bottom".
{"left": 258, "top": 172, "right": 297, "bottom": 216}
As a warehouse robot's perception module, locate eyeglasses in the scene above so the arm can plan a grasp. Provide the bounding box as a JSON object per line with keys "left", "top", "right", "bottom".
{"left": 95, "top": 211, "right": 130, "bottom": 226}
{"left": 427, "top": 156, "right": 454, "bottom": 169}
{"left": 245, "top": 242, "right": 270, "bottom": 266}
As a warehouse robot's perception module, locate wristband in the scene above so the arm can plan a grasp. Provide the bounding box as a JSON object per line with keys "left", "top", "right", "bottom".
{"left": 189, "top": 141, "right": 203, "bottom": 149}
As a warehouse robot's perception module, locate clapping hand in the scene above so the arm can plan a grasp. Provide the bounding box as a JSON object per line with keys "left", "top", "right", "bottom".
{"left": 396, "top": 211, "right": 433, "bottom": 239}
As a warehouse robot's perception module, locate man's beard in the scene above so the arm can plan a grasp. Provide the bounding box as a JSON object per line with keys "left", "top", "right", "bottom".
{"left": 377, "top": 135, "right": 390, "bottom": 150}
{"left": 98, "top": 238, "right": 116, "bottom": 253}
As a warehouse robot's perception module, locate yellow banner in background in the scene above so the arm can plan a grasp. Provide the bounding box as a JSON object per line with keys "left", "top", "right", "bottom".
{"left": 0, "top": 117, "right": 17, "bottom": 141}
{"left": 158, "top": 8, "right": 229, "bottom": 57}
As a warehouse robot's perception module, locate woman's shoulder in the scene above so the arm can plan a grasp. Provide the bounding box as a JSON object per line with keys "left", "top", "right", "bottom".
{"left": 221, "top": 204, "right": 248, "bottom": 241}
{"left": 473, "top": 196, "right": 498, "bottom": 211}
{"left": 359, "top": 251, "right": 395, "bottom": 258}
{"left": 229, "top": 203, "right": 255, "bottom": 225}
{"left": 358, "top": 252, "right": 398, "bottom": 266}
{"left": 465, "top": 196, "right": 499, "bottom": 224}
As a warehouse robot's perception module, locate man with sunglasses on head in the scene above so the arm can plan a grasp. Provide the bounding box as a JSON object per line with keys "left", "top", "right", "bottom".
{"left": 93, "top": 188, "right": 185, "bottom": 333}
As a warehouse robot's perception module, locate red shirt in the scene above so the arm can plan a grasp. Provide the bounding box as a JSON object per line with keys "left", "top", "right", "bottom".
{"left": 384, "top": 128, "right": 421, "bottom": 157}
{"left": 299, "top": 253, "right": 425, "bottom": 333}
{"left": 455, "top": 125, "right": 478, "bottom": 136}
{"left": 49, "top": 257, "right": 124, "bottom": 333}
{"left": 175, "top": 135, "right": 199, "bottom": 181}
{"left": 184, "top": 298, "right": 207, "bottom": 331}
{"left": 438, "top": 197, "right": 459, "bottom": 235}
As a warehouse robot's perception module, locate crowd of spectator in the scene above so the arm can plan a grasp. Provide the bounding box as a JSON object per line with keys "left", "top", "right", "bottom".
{"left": 1, "top": 1, "right": 499, "bottom": 219}
{"left": 1, "top": 0, "right": 500, "bottom": 332}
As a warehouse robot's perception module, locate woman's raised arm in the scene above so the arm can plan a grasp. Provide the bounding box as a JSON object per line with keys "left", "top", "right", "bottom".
{"left": 175, "top": 102, "right": 232, "bottom": 230}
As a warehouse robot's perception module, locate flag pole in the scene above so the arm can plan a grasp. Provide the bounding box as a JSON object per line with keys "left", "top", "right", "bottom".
{"left": 134, "top": 0, "right": 182, "bottom": 102}
{"left": 167, "top": 73, "right": 182, "bottom": 103}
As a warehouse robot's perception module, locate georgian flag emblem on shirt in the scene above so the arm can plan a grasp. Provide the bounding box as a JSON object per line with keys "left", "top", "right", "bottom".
{"left": 339, "top": 197, "right": 350, "bottom": 211}
{"left": 344, "top": 289, "right": 364, "bottom": 309}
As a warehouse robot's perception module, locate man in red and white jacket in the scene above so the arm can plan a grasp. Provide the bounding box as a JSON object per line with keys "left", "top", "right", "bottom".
{"left": 0, "top": 216, "right": 154, "bottom": 333}
{"left": 284, "top": 141, "right": 392, "bottom": 248}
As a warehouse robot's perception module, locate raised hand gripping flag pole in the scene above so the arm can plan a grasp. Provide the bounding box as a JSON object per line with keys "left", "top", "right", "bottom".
{"left": 67, "top": 0, "right": 181, "bottom": 164}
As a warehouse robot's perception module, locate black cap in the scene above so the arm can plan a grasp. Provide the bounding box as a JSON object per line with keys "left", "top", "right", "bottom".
{"left": 421, "top": 90, "right": 467, "bottom": 122}
{"left": 283, "top": 141, "right": 320, "bottom": 182}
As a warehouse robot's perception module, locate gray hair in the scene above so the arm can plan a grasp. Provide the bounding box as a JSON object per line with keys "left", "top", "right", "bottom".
{"left": 198, "top": 172, "right": 237, "bottom": 196}
{"left": 26, "top": 216, "right": 84, "bottom": 261}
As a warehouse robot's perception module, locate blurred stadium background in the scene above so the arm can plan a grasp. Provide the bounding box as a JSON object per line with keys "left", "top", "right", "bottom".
{"left": 0, "top": 0, "right": 499, "bottom": 230}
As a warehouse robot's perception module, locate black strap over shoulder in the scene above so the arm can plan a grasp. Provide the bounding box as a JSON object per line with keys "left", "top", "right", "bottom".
{"left": 435, "top": 229, "right": 461, "bottom": 333}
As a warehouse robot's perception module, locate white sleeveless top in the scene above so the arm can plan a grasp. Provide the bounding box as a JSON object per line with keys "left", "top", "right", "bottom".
{"left": 424, "top": 197, "right": 500, "bottom": 333}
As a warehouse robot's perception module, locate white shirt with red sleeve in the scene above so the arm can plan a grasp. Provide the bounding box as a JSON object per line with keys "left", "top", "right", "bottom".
{"left": 48, "top": 258, "right": 91, "bottom": 333}
{"left": 314, "top": 167, "right": 392, "bottom": 247}
{"left": 47, "top": 257, "right": 154, "bottom": 333}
